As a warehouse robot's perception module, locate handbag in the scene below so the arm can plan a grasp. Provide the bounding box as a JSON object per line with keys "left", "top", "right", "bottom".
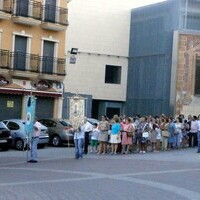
{"left": 126, "top": 124, "right": 134, "bottom": 137}
{"left": 127, "top": 131, "right": 133, "bottom": 137}
{"left": 141, "top": 132, "right": 149, "bottom": 143}
{"left": 142, "top": 132, "right": 149, "bottom": 138}
{"left": 162, "top": 130, "right": 170, "bottom": 138}
{"left": 141, "top": 137, "right": 147, "bottom": 143}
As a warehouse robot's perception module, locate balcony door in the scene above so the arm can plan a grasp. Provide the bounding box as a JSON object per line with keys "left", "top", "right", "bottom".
{"left": 42, "top": 41, "right": 54, "bottom": 74}
{"left": 45, "top": 0, "right": 56, "bottom": 23}
{"left": 14, "top": 36, "right": 27, "bottom": 71}
{"left": 16, "top": 0, "right": 29, "bottom": 17}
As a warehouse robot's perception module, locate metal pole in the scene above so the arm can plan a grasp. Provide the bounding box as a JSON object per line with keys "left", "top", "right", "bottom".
{"left": 26, "top": 136, "right": 29, "bottom": 162}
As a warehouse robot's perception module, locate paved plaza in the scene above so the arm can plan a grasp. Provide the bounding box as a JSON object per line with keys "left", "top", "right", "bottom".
{"left": 0, "top": 147, "right": 200, "bottom": 200}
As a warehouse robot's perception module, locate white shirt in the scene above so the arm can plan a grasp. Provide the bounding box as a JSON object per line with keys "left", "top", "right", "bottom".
{"left": 74, "top": 125, "right": 85, "bottom": 140}
{"left": 91, "top": 128, "right": 100, "bottom": 140}
{"left": 196, "top": 120, "right": 200, "bottom": 132}
{"left": 190, "top": 120, "right": 198, "bottom": 133}
{"left": 156, "top": 128, "right": 161, "bottom": 140}
{"left": 33, "top": 121, "right": 41, "bottom": 137}
{"left": 84, "top": 121, "right": 93, "bottom": 132}
{"left": 175, "top": 123, "right": 182, "bottom": 134}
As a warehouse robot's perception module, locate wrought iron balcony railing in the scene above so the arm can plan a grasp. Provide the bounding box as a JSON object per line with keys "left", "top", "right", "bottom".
{"left": 1, "top": 1, "right": 69, "bottom": 28}
{"left": 13, "top": 0, "right": 42, "bottom": 20}
{"left": 41, "top": 56, "right": 66, "bottom": 75}
{"left": 0, "top": 0, "right": 13, "bottom": 14}
{"left": 0, "top": 50, "right": 66, "bottom": 76}
{"left": 42, "top": 5, "right": 68, "bottom": 25}
{"left": 0, "top": 49, "right": 10, "bottom": 68}
{"left": 11, "top": 51, "right": 40, "bottom": 72}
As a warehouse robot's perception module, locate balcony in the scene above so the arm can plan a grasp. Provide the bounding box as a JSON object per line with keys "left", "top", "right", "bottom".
{"left": 0, "top": 0, "right": 12, "bottom": 20}
{"left": 0, "top": 50, "right": 66, "bottom": 80}
{"left": 38, "top": 57, "right": 66, "bottom": 81}
{"left": 41, "top": 5, "right": 68, "bottom": 31}
{"left": 0, "top": 49, "right": 10, "bottom": 76}
{"left": 12, "top": 0, "right": 41, "bottom": 26}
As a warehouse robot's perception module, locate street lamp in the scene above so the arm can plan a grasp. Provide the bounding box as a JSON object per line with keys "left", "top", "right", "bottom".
{"left": 69, "top": 48, "right": 78, "bottom": 64}
{"left": 70, "top": 48, "right": 78, "bottom": 55}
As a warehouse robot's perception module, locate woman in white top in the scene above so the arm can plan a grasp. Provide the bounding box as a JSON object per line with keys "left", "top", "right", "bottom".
{"left": 174, "top": 117, "right": 183, "bottom": 149}
{"left": 74, "top": 125, "right": 84, "bottom": 159}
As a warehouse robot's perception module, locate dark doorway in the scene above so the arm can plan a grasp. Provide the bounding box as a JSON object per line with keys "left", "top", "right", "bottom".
{"left": 35, "top": 97, "right": 54, "bottom": 119}
{"left": 45, "top": 0, "right": 56, "bottom": 23}
{"left": 91, "top": 100, "right": 99, "bottom": 119}
{"left": 42, "top": 41, "right": 54, "bottom": 74}
{"left": 0, "top": 94, "right": 22, "bottom": 120}
{"left": 14, "top": 36, "right": 27, "bottom": 71}
{"left": 16, "top": 0, "right": 29, "bottom": 17}
{"left": 106, "top": 107, "right": 120, "bottom": 119}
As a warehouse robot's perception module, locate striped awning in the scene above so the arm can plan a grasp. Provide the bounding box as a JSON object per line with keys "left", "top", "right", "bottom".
{"left": 0, "top": 88, "right": 62, "bottom": 98}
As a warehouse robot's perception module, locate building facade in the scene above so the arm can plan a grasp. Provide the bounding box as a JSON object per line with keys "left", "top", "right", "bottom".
{"left": 126, "top": 0, "right": 200, "bottom": 117}
{"left": 0, "top": 0, "right": 68, "bottom": 120}
{"left": 63, "top": 0, "right": 132, "bottom": 119}
{"left": 172, "top": 30, "right": 200, "bottom": 116}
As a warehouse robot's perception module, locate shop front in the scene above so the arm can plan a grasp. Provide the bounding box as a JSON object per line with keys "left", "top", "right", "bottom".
{"left": 0, "top": 76, "right": 63, "bottom": 120}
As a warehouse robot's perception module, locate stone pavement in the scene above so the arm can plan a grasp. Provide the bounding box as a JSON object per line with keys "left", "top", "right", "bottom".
{"left": 0, "top": 147, "right": 200, "bottom": 200}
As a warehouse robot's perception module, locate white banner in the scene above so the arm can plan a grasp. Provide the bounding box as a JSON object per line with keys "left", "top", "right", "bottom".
{"left": 69, "top": 95, "right": 85, "bottom": 129}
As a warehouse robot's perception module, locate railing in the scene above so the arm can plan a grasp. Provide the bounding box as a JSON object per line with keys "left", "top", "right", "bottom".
{"left": 10, "top": 52, "right": 40, "bottom": 72}
{"left": 41, "top": 56, "right": 66, "bottom": 75}
{"left": 0, "top": 49, "right": 10, "bottom": 69}
{"left": 13, "top": 0, "right": 42, "bottom": 20}
{"left": 42, "top": 5, "right": 68, "bottom": 25}
{"left": 1, "top": 0, "right": 68, "bottom": 26}
{"left": 0, "top": 50, "right": 66, "bottom": 76}
{"left": 57, "top": 58, "right": 66, "bottom": 75}
{"left": 0, "top": 0, "right": 13, "bottom": 14}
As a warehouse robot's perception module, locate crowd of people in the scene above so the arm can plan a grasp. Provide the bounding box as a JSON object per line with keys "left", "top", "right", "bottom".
{"left": 73, "top": 114, "right": 200, "bottom": 159}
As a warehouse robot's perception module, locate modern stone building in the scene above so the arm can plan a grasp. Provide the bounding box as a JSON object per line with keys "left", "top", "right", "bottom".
{"left": 63, "top": 0, "right": 133, "bottom": 119}
{"left": 0, "top": 0, "right": 68, "bottom": 120}
{"left": 126, "top": 0, "right": 200, "bottom": 117}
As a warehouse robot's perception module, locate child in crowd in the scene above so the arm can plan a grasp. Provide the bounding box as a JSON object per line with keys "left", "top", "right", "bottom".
{"left": 90, "top": 123, "right": 100, "bottom": 153}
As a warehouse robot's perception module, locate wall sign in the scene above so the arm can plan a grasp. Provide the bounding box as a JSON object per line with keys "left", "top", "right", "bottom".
{"left": 7, "top": 101, "right": 14, "bottom": 108}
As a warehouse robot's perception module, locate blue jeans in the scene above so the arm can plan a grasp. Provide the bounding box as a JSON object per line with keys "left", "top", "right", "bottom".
{"left": 30, "top": 137, "right": 39, "bottom": 161}
{"left": 197, "top": 131, "right": 200, "bottom": 152}
{"left": 74, "top": 138, "right": 84, "bottom": 159}
{"left": 173, "top": 133, "right": 181, "bottom": 148}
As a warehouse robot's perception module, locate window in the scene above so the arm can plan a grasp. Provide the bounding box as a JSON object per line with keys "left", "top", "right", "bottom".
{"left": 195, "top": 59, "right": 200, "bottom": 95}
{"left": 39, "top": 119, "right": 56, "bottom": 127}
{"left": 7, "top": 122, "right": 20, "bottom": 131}
{"left": 105, "top": 65, "right": 121, "bottom": 84}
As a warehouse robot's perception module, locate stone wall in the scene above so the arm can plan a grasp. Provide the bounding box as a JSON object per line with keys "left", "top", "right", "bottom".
{"left": 176, "top": 33, "right": 200, "bottom": 116}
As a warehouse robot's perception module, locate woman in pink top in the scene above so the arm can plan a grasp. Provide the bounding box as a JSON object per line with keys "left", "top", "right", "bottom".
{"left": 121, "top": 117, "right": 134, "bottom": 154}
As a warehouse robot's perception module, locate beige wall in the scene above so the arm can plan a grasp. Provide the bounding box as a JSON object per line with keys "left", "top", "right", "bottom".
{"left": 65, "top": 0, "right": 131, "bottom": 101}
{"left": 0, "top": 21, "right": 66, "bottom": 57}
{"left": 0, "top": 0, "right": 68, "bottom": 118}
{"left": 66, "top": 53, "right": 128, "bottom": 101}
{"left": 0, "top": 0, "right": 66, "bottom": 57}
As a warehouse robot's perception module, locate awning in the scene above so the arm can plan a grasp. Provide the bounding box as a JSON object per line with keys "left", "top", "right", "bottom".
{"left": 0, "top": 88, "right": 62, "bottom": 98}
